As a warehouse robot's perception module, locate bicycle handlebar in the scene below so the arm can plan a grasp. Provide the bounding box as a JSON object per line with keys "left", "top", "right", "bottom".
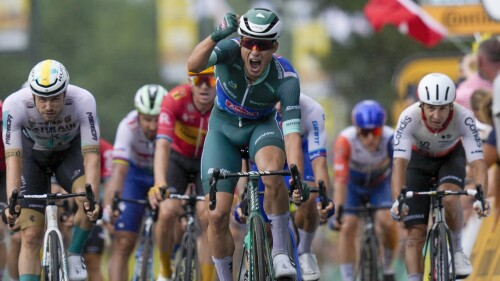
{"left": 4, "top": 184, "right": 97, "bottom": 227}
{"left": 289, "top": 164, "right": 303, "bottom": 202}
{"left": 318, "top": 180, "right": 329, "bottom": 209}
{"left": 397, "top": 184, "right": 486, "bottom": 219}
{"left": 208, "top": 167, "right": 296, "bottom": 211}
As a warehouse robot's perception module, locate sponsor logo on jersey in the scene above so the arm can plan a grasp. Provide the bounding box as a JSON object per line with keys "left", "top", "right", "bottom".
{"left": 225, "top": 100, "right": 258, "bottom": 118}
{"left": 394, "top": 115, "right": 412, "bottom": 146}
{"left": 464, "top": 117, "right": 482, "bottom": 148}
{"left": 5, "top": 114, "right": 13, "bottom": 145}
{"left": 313, "top": 121, "right": 320, "bottom": 145}
{"left": 87, "top": 112, "right": 98, "bottom": 141}
{"left": 285, "top": 105, "right": 300, "bottom": 112}
{"left": 159, "top": 112, "right": 170, "bottom": 125}
{"left": 227, "top": 81, "right": 237, "bottom": 89}
{"left": 171, "top": 90, "right": 186, "bottom": 101}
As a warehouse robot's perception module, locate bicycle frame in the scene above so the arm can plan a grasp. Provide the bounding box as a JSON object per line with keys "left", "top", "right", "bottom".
{"left": 7, "top": 183, "right": 96, "bottom": 281}
{"left": 42, "top": 203, "right": 70, "bottom": 281}
{"left": 239, "top": 173, "right": 275, "bottom": 281}
{"left": 169, "top": 193, "right": 205, "bottom": 281}
{"left": 340, "top": 203, "right": 388, "bottom": 281}
{"left": 132, "top": 208, "right": 155, "bottom": 281}
{"left": 210, "top": 168, "right": 300, "bottom": 281}
{"left": 400, "top": 184, "right": 485, "bottom": 281}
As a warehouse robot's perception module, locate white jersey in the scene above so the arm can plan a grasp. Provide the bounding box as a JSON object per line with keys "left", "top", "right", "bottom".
{"left": 299, "top": 95, "right": 328, "bottom": 160}
{"left": 2, "top": 85, "right": 100, "bottom": 151}
{"left": 393, "top": 102, "right": 483, "bottom": 162}
{"left": 112, "top": 110, "right": 155, "bottom": 171}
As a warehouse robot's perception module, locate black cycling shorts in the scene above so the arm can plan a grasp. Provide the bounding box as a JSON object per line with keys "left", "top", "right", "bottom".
{"left": 167, "top": 150, "right": 203, "bottom": 195}
{"left": 20, "top": 134, "right": 84, "bottom": 214}
{"left": 403, "top": 143, "right": 466, "bottom": 227}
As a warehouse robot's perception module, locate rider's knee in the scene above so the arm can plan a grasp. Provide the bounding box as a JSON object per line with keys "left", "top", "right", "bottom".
{"left": 22, "top": 227, "right": 44, "bottom": 249}
{"left": 406, "top": 226, "right": 426, "bottom": 248}
{"left": 208, "top": 208, "right": 229, "bottom": 228}
{"left": 113, "top": 233, "right": 137, "bottom": 252}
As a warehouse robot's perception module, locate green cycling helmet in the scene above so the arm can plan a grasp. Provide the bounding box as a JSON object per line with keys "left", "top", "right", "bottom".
{"left": 134, "top": 84, "right": 167, "bottom": 116}
{"left": 238, "top": 8, "right": 282, "bottom": 40}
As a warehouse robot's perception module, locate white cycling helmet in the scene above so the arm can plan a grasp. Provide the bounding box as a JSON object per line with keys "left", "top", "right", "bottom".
{"left": 238, "top": 8, "right": 282, "bottom": 40}
{"left": 418, "top": 73, "right": 456, "bottom": 106}
{"left": 134, "top": 84, "right": 167, "bottom": 116}
{"left": 29, "top": 59, "right": 69, "bottom": 97}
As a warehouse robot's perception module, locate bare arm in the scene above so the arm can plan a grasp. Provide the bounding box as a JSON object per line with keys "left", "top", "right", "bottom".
{"left": 103, "top": 162, "right": 129, "bottom": 207}
{"left": 310, "top": 156, "right": 331, "bottom": 195}
{"left": 391, "top": 157, "right": 409, "bottom": 200}
{"left": 153, "top": 138, "right": 171, "bottom": 187}
{"left": 284, "top": 132, "right": 304, "bottom": 176}
{"left": 469, "top": 158, "right": 488, "bottom": 196}
{"left": 5, "top": 154, "right": 22, "bottom": 199}
{"left": 187, "top": 36, "right": 217, "bottom": 73}
{"left": 83, "top": 151, "right": 101, "bottom": 201}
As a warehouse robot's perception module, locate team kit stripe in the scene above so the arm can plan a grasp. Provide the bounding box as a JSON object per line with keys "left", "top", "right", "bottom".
{"left": 40, "top": 60, "right": 53, "bottom": 86}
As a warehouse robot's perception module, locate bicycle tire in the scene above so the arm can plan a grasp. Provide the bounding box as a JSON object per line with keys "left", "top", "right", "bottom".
{"left": 287, "top": 226, "right": 302, "bottom": 281}
{"left": 139, "top": 236, "right": 154, "bottom": 281}
{"left": 44, "top": 231, "right": 61, "bottom": 281}
{"left": 184, "top": 233, "right": 199, "bottom": 281}
{"left": 250, "top": 218, "right": 271, "bottom": 281}
{"left": 174, "top": 233, "right": 198, "bottom": 281}
{"left": 358, "top": 234, "right": 380, "bottom": 281}
{"left": 431, "top": 222, "right": 454, "bottom": 281}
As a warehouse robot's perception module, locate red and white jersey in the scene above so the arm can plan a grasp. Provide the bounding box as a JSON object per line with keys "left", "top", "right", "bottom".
{"left": 157, "top": 84, "right": 211, "bottom": 159}
{"left": 334, "top": 126, "right": 394, "bottom": 185}
{"left": 2, "top": 85, "right": 100, "bottom": 151}
{"left": 112, "top": 110, "right": 155, "bottom": 171}
{"left": 393, "top": 102, "right": 483, "bottom": 162}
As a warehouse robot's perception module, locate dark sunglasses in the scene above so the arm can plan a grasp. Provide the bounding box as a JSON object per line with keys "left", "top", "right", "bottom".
{"left": 358, "top": 127, "right": 382, "bottom": 137}
{"left": 240, "top": 38, "right": 275, "bottom": 51}
{"left": 190, "top": 75, "right": 216, "bottom": 88}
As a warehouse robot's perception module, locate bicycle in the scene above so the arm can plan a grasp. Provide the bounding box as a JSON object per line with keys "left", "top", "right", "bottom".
{"left": 112, "top": 191, "right": 159, "bottom": 281}
{"left": 4, "top": 183, "right": 96, "bottom": 281}
{"left": 335, "top": 198, "right": 390, "bottom": 281}
{"left": 209, "top": 164, "right": 305, "bottom": 281}
{"left": 397, "top": 183, "right": 487, "bottom": 281}
{"left": 166, "top": 187, "right": 206, "bottom": 281}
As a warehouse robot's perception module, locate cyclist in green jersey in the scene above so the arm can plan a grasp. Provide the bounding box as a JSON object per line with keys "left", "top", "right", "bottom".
{"left": 185, "top": 7, "right": 309, "bottom": 281}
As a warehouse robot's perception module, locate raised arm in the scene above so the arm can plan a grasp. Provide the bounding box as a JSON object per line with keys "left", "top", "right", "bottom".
{"left": 187, "top": 13, "right": 238, "bottom": 73}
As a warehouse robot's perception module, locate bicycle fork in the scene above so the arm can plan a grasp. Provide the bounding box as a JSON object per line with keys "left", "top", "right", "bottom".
{"left": 42, "top": 204, "right": 69, "bottom": 281}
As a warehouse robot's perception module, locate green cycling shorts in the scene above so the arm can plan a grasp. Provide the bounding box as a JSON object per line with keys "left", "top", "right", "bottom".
{"left": 201, "top": 108, "right": 285, "bottom": 194}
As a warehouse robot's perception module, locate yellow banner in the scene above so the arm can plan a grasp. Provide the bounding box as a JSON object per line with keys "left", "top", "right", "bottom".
{"left": 423, "top": 4, "right": 500, "bottom": 36}
{"left": 466, "top": 202, "right": 500, "bottom": 280}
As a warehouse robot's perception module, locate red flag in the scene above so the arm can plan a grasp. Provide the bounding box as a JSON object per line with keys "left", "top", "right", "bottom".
{"left": 364, "top": 0, "right": 448, "bottom": 47}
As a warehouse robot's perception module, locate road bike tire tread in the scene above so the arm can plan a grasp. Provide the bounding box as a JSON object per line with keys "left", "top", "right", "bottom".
{"left": 139, "top": 237, "right": 154, "bottom": 281}
{"left": 45, "top": 231, "right": 61, "bottom": 281}
{"left": 185, "top": 233, "right": 199, "bottom": 281}
{"left": 252, "top": 218, "right": 271, "bottom": 281}
{"left": 287, "top": 226, "right": 301, "bottom": 281}
{"left": 430, "top": 222, "right": 455, "bottom": 281}
{"left": 358, "top": 234, "right": 380, "bottom": 281}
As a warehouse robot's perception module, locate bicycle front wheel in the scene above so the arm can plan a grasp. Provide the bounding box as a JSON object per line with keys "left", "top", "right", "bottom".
{"left": 358, "top": 234, "right": 380, "bottom": 281}
{"left": 249, "top": 217, "right": 272, "bottom": 281}
{"left": 430, "top": 222, "right": 454, "bottom": 281}
{"left": 139, "top": 237, "right": 154, "bottom": 281}
{"left": 44, "top": 231, "right": 62, "bottom": 281}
